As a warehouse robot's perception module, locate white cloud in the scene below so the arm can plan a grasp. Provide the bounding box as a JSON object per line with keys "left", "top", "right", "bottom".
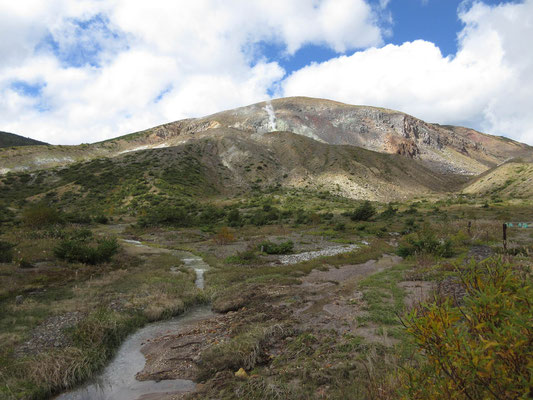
{"left": 0, "top": 0, "right": 381, "bottom": 144}
{"left": 2, "top": 0, "right": 532, "bottom": 146}
{"left": 282, "top": 0, "right": 533, "bottom": 145}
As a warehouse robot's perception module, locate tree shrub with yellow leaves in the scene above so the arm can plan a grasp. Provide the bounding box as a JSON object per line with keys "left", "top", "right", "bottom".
{"left": 401, "top": 257, "right": 532, "bottom": 400}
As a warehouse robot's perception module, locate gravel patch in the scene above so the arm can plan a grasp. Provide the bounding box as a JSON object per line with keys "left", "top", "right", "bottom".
{"left": 16, "top": 311, "right": 85, "bottom": 356}
{"left": 277, "top": 244, "right": 359, "bottom": 265}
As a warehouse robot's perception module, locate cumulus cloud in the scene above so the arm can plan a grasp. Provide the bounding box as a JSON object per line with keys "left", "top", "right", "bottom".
{"left": 0, "top": 0, "right": 381, "bottom": 144}
{"left": 2, "top": 0, "right": 532, "bottom": 146}
{"left": 282, "top": 0, "right": 533, "bottom": 144}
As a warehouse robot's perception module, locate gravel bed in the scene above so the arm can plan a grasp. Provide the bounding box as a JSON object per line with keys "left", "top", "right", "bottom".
{"left": 16, "top": 311, "right": 85, "bottom": 356}
{"left": 277, "top": 244, "right": 359, "bottom": 265}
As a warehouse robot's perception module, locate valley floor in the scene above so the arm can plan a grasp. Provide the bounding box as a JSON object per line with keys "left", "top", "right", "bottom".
{"left": 0, "top": 194, "right": 532, "bottom": 399}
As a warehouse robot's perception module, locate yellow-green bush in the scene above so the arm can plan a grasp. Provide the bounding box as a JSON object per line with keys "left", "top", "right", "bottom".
{"left": 401, "top": 258, "right": 532, "bottom": 399}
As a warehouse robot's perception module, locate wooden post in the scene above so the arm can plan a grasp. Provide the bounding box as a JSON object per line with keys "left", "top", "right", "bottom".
{"left": 503, "top": 223, "right": 507, "bottom": 251}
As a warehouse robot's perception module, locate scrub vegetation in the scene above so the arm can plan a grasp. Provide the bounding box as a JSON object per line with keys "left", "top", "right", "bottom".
{"left": 1, "top": 164, "right": 532, "bottom": 399}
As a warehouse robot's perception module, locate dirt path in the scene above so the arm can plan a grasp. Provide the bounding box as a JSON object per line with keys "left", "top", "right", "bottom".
{"left": 292, "top": 254, "right": 403, "bottom": 338}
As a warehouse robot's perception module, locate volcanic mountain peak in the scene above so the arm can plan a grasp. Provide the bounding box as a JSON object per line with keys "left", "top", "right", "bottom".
{"left": 0, "top": 97, "right": 531, "bottom": 180}
{"left": 142, "top": 96, "right": 530, "bottom": 175}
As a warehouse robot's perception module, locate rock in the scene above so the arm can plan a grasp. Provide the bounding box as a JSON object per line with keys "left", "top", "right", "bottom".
{"left": 235, "top": 368, "right": 248, "bottom": 379}
{"left": 15, "top": 295, "right": 23, "bottom": 305}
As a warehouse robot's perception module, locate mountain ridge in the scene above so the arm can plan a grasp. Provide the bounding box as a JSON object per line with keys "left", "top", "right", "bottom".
{"left": 1, "top": 97, "right": 530, "bottom": 176}
{"left": 1, "top": 96, "right": 531, "bottom": 202}
{"left": 0, "top": 131, "right": 48, "bottom": 148}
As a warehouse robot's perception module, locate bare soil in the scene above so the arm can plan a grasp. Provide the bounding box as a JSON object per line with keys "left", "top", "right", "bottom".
{"left": 137, "top": 253, "right": 404, "bottom": 399}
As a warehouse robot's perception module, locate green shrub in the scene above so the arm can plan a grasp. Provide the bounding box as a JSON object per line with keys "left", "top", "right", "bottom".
{"left": 334, "top": 222, "right": 346, "bottom": 231}
{"left": 401, "top": 258, "right": 532, "bottom": 399}
{"left": 248, "top": 208, "right": 279, "bottom": 226}
{"left": 93, "top": 214, "right": 109, "bottom": 224}
{"left": 404, "top": 203, "right": 419, "bottom": 214}
{"left": 0, "top": 240, "right": 14, "bottom": 262}
{"left": 138, "top": 205, "right": 194, "bottom": 227}
{"left": 397, "top": 225, "right": 453, "bottom": 258}
{"left": 294, "top": 209, "right": 309, "bottom": 224}
{"left": 258, "top": 240, "right": 294, "bottom": 255}
{"left": 227, "top": 209, "right": 243, "bottom": 227}
{"left": 379, "top": 203, "right": 398, "bottom": 219}
{"left": 0, "top": 205, "right": 14, "bottom": 223}
{"left": 54, "top": 236, "right": 119, "bottom": 265}
{"left": 225, "top": 250, "right": 258, "bottom": 264}
{"left": 348, "top": 201, "right": 376, "bottom": 221}
{"left": 198, "top": 206, "right": 225, "bottom": 225}
{"left": 65, "top": 212, "right": 92, "bottom": 224}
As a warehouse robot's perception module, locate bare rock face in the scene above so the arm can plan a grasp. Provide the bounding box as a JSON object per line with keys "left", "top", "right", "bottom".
{"left": 144, "top": 97, "right": 530, "bottom": 176}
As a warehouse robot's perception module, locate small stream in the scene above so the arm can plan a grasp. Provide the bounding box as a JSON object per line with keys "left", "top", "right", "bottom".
{"left": 55, "top": 248, "right": 212, "bottom": 400}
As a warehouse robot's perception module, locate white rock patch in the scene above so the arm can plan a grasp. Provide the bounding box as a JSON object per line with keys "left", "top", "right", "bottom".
{"left": 278, "top": 244, "right": 359, "bottom": 265}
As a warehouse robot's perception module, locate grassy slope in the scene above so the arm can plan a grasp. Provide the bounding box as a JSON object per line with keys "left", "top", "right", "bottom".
{"left": 462, "top": 161, "right": 533, "bottom": 199}
{"left": 0, "top": 224, "right": 205, "bottom": 399}
{"left": 0, "top": 132, "right": 471, "bottom": 220}
{"left": 0, "top": 132, "right": 47, "bottom": 148}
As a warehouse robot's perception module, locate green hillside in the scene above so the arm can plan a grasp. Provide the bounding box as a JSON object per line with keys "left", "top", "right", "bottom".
{"left": 0, "top": 131, "right": 47, "bottom": 148}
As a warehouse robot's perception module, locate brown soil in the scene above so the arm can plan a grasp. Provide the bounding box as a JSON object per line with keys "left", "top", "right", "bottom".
{"left": 293, "top": 254, "right": 403, "bottom": 342}
{"left": 136, "top": 313, "right": 236, "bottom": 382}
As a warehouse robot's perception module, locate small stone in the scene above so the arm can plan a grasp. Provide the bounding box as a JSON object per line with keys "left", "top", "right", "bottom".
{"left": 235, "top": 368, "right": 248, "bottom": 379}
{"left": 15, "top": 295, "right": 23, "bottom": 305}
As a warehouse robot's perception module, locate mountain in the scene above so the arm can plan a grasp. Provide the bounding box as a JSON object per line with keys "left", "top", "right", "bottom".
{"left": 0, "top": 97, "right": 531, "bottom": 202}
{"left": 0, "top": 131, "right": 47, "bottom": 148}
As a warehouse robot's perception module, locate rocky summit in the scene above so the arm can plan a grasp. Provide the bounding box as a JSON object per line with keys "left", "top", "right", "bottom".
{"left": 1, "top": 97, "right": 531, "bottom": 202}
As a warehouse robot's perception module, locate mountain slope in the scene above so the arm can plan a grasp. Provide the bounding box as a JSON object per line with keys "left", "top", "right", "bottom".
{"left": 1, "top": 97, "right": 531, "bottom": 176}
{"left": 1, "top": 97, "right": 531, "bottom": 202}
{"left": 0, "top": 131, "right": 469, "bottom": 214}
{"left": 0, "top": 131, "right": 47, "bottom": 148}
{"left": 462, "top": 161, "right": 533, "bottom": 199}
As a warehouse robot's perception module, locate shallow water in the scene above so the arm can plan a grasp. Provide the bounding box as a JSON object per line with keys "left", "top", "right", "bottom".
{"left": 55, "top": 250, "right": 212, "bottom": 400}
{"left": 179, "top": 255, "right": 210, "bottom": 289}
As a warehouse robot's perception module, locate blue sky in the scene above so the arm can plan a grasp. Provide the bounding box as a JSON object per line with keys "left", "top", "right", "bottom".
{"left": 384, "top": 0, "right": 518, "bottom": 55}
{"left": 268, "top": 0, "right": 519, "bottom": 74}
{"left": 0, "top": 0, "right": 532, "bottom": 145}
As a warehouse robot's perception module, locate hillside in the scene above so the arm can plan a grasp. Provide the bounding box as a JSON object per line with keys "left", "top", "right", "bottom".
{"left": 463, "top": 161, "right": 533, "bottom": 199}
{"left": 1, "top": 98, "right": 531, "bottom": 400}
{"left": 0, "top": 131, "right": 47, "bottom": 148}
{"left": 0, "top": 97, "right": 531, "bottom": 202}
{"left": 0, "top": 131, "right": 470, "bottom": 217}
